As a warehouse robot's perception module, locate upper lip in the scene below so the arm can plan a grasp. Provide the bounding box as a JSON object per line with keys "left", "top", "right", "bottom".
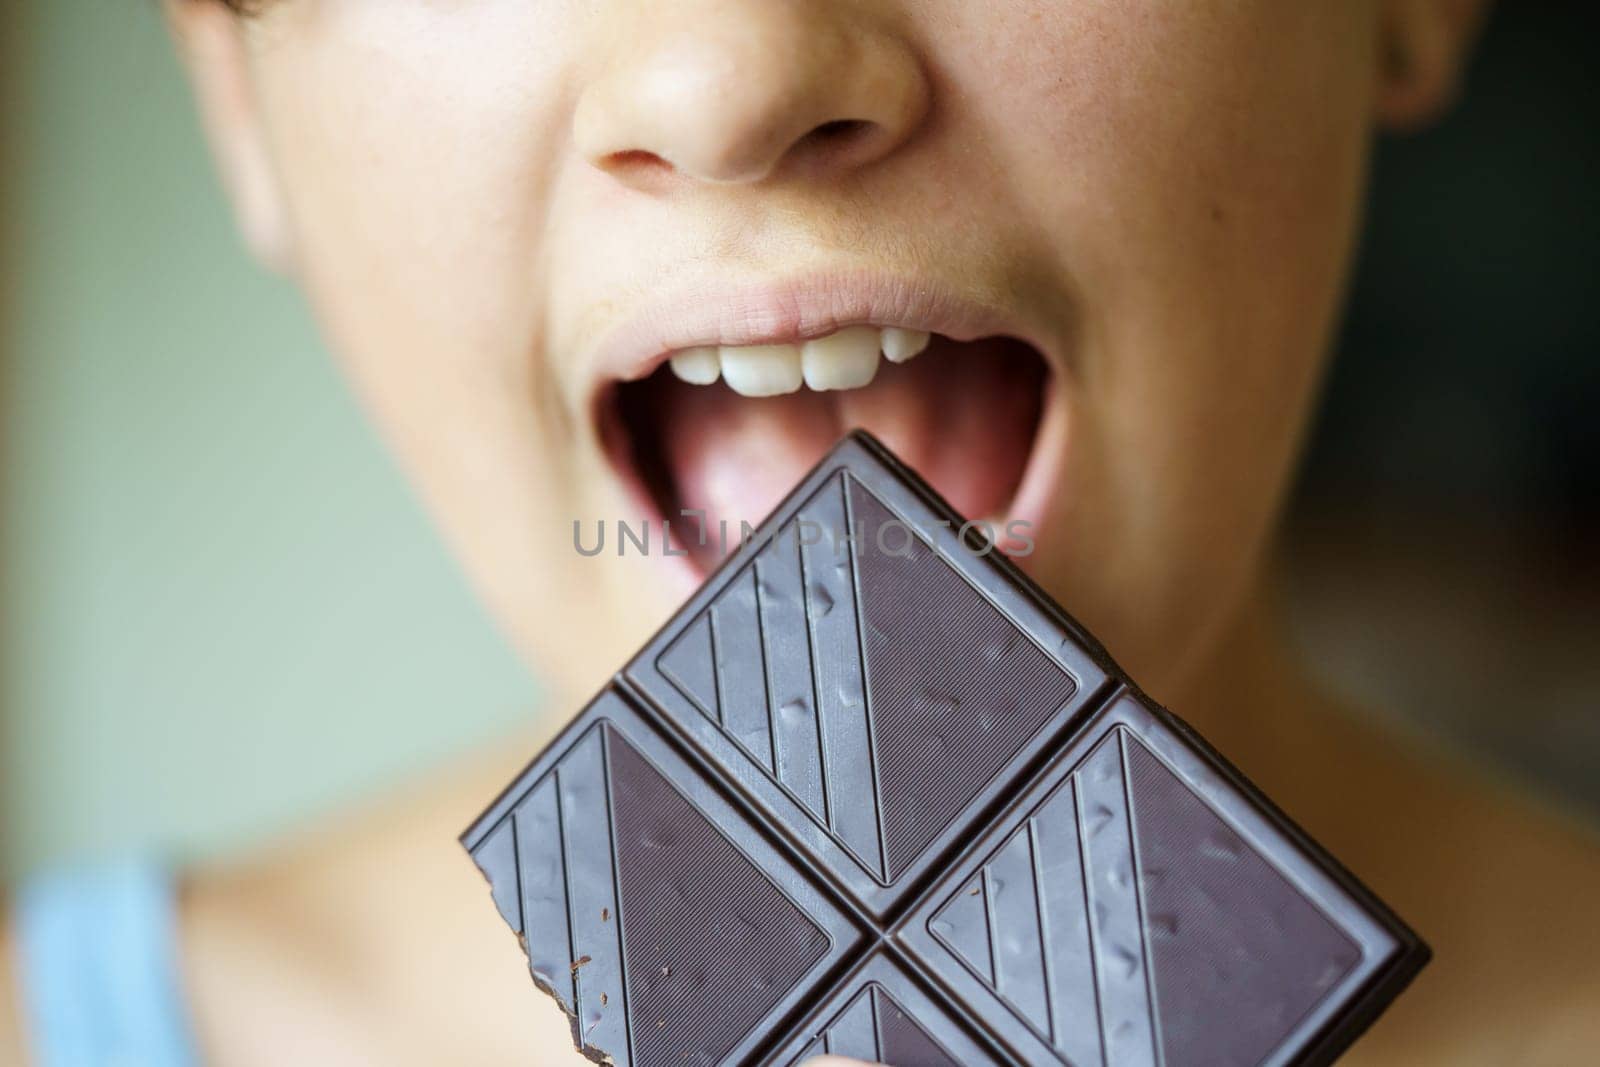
{"left": 583, "top": 268, "right": 1056, "bottom": 412}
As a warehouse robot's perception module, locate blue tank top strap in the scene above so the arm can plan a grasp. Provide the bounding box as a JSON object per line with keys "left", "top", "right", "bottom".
{"left": 14, "top": 860, "right": 199, "bottom": 1067}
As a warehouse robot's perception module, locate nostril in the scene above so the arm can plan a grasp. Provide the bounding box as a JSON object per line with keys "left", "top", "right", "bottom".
{"left": 599, "top": 147, "right": 674, "bottom": 175}
{"left": 792, "top": 118, "right": 883, "bottom": 172}
{"left": 802, "top": 118, "right": 875, "bottom": 148}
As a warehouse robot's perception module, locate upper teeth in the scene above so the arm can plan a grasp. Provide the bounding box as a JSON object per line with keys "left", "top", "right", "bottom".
{"left": 667, "top": 326, "right": 931, "bottom": 396}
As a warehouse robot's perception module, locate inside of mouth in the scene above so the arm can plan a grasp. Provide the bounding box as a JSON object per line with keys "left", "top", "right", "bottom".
{"left": 604, "top": 335, "right": 1048, "bottom": 571}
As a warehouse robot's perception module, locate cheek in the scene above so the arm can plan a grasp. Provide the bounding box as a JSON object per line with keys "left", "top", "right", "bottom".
{"left": 244, "top": 3, "right": 665, "bottom": 688}
{"left": 954, "top": 2, "right": 1377, "bottom": 684}
{"left": 248, "top": 0, "right": 584, "bottom": 463}
{"left": 1087, "top": 7, "right": 1374, "bottom": 537}
{"left": 940, "top": 1, "right": 1376, "bottom": 490}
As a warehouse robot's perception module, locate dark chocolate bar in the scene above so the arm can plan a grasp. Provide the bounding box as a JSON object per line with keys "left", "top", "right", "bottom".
{"left": 462, "top": 431, "right": 1428, "bottom": 1066}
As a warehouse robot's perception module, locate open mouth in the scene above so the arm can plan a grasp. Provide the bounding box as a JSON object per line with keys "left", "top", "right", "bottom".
{"left": 598, "top": 323, "right": 1053, "bottom": 578}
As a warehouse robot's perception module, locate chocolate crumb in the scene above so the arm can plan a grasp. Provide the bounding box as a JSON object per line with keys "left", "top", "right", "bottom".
{"left": 570, "top": 955, "right": 592, "bottom": 972}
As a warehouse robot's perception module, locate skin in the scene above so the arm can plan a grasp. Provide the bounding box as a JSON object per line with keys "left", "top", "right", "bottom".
{"left": 4, "top": 0, "right": 1598, "bottom": 1062}
{"left": 0, "top": 918, "right": 19, "bottom": 1059}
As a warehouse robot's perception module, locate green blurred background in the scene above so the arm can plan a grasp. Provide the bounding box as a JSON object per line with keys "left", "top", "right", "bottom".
{"left": 2, "top": 4, "right": 1595, "bottom": 879}
{"left": 1, "top": 2, "right": 537, "bottom": 878}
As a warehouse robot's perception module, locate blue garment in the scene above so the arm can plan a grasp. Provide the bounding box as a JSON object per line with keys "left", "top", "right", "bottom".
{"left": 14, "top": 862, "right": 198, "bottom": 1067}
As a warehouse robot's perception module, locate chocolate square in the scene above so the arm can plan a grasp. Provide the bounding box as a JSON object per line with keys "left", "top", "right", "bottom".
{"left": 623, "top": 435, "right": 1111, "bottom": 920}
{"left": 463, "top": 688, "right": 865, "bottom": 1065}
{"left": 765, "top": 952, "right": 1007, "bottom": 1066}
{"left": 897, "top": 694, "right": 1416, "bottom": 1066}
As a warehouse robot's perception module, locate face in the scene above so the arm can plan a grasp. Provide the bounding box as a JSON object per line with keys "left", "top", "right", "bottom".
{"left": 172, "top": 0, "right": 1481, "bottom": 705}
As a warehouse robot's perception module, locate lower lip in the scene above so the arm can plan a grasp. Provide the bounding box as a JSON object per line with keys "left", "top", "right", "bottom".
{"left": 595, "top": 368, "right": 1066, "bottom": 597}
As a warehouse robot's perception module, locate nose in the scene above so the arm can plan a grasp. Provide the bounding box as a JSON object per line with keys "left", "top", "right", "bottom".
{"left": 575, "top": 2, "right": 930, "bottom": 186}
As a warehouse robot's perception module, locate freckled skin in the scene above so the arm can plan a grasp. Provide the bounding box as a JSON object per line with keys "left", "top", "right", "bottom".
{"left": 181, "top": 0, "right": 1384, "bottom": 701}
{"left": 7, "top": 2, "right": 1598, "bottom": 1065}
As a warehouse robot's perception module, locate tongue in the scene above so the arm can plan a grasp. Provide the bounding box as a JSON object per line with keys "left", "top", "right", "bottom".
{"left": 656, "top": 384, "right": 838, "bottom": 540}
{"left": 654, "top": 337, "right": 1042, "bottom": 560}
